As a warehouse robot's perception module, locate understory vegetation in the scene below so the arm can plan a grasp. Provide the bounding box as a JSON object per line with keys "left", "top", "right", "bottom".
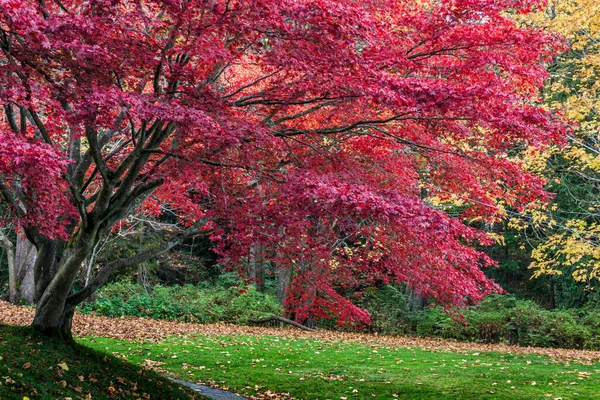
{"left": 80, "top": 282, "right": 281, "bottom": 324}
{"left": 82, "top": 281, "right": 600, "bottom": 351}
{"left": 402, "top": 296, "right": 600, "bottom": 350}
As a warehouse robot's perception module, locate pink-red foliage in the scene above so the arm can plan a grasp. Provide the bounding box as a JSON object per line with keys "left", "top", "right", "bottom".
{"left": 0, "top": 0, "right": 567, "bottom": 324}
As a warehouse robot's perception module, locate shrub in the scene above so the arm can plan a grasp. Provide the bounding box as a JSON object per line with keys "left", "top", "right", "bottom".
{"left": 84, "top": 282, "right": 600, "bottom": 350}
{"left": 80, "top": 282, "right": 281, "bottom": 324}
{"left": 360, "top": 289, "right": 600, "bottom": 350}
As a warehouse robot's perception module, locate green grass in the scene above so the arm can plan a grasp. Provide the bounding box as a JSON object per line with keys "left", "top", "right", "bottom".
{"left": 0, "top": 324, "right": 206, "bottom": 400}
{"left": 81, "top": 334, "right": 600, "bottom": 400}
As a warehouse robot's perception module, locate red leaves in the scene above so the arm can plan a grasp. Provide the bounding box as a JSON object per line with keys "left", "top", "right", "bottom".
{"left": 0, "top": 128, "right": 76, "bottom": 239}
{"left": 0, "top": 0, "right": 570, "bottom": 325}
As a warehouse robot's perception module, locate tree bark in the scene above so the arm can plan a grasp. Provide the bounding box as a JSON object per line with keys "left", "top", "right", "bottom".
{"left": 14, "top": 234, "right": 36, "bottom": 304}
{"left": 0, "top": 228, "right": 16, "bottom": 303}
{"left": 249, "top": 245, "right": 266, "bottom": 292}
{"left": 277, "top": 266, "right": 292, "bottom": 304}
{"left": 249, "top": 314, "right": 315, "bottom": 332}
{"left": 549, "top": 278, "right": 556, "bottom": 310}
{"left": 136, "top": 222, "right": 147, "bottom": 286}
{"left": 31, "top": 230, "right": 95, "bottom": 341}
{"left": 405, "top": 286, "right": 425, "bottom": 312}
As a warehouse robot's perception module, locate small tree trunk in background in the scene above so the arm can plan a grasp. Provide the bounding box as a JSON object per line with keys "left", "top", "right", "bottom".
{"left": 0, "top": 229, "right": 16, "bottom": 303}
{"left": 277, "top": 266, "right": 292, "bottom": 317}
{"left": 15, "top": 234, "right": 36, "bottom": 304}
{"left": 136, "top": 262, "right": 148, "bottom": 286}
{"left": 249, "top": 245, "right": 266, "bottom": 293}
{"left": 549, "top": 279, "right": 556, "bottom": 310}
{"left": 405, "top": 286, "right": 425, "bottom": 312}
{"left": 412, "top": 291, "right": 425, "bottom": 311}
{"left": 136, "top": 223, "right": 148, "bottom": 287}
{"left": 84, "top": 236, "right": 105, "bottom": 303}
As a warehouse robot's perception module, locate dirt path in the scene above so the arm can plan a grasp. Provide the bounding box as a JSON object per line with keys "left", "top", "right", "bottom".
{"left": 2, "top": 300, "right": 600, "bottom": 363}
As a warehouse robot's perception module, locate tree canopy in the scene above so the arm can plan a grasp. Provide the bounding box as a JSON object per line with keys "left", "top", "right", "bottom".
{"left": 0, "top": 0, "right": 567, "bottom": 337}
{"left": 509, "top": 0, "right": 600, "bottom": 298}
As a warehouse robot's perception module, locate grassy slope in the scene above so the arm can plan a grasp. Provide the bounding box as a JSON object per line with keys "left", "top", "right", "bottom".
{"left": 82, "top": 334, "right": 600, "bottom": 400}
{"left": 0, "top": 325, "right": 206, "bottom": 400}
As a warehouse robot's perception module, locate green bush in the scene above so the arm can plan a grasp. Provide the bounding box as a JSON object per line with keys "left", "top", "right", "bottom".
{"left": 80, "top": 282, "right": 281, "bottom": 324}
{"left": 358, "top": 288, "right": 600, "bottom": 350}
{"left": 409, "top": 294, "right": 600, "bottom": 350}
{"left": 83, "top": 282, "right": 600, "bottom": 350}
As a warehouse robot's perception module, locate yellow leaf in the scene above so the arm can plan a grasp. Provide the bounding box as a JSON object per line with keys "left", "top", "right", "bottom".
{"left": 58, "top": 362, "right": 69, "bottom": 371}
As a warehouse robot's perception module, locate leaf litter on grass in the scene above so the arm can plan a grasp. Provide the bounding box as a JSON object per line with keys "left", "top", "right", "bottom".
{"left": 4, "top": 300, "right": 598, "bottom": 399}
{"left": 2, "top": 300, "right": 600, "bottom": 364}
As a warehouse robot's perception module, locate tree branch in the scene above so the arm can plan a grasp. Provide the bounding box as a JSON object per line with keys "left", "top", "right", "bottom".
{"left": 27, "top": 108, "right": 53, "bottom": 145}
{"left": 249, "top": 314, "right": 316, "bottom": 332}
{"left": 66, "top": 226, "right": 208, "bottom": 306}
{"left": 3, "top": 104, "right": 19, "bottom": 133}
{"left": 0, "top": 178, "right": 25, "bottom": 217}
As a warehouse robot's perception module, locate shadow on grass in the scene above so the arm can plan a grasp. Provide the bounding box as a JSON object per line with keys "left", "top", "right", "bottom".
{"left": 0, "top": 324, "right": 207, "bottom": 399}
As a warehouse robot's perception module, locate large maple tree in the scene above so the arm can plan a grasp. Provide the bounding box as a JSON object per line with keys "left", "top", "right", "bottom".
{"left": 0, "top": 0, "right": 567, "bottom": 339}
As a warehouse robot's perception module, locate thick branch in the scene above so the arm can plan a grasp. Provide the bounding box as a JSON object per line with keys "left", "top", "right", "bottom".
{"left": 63, "top": 174, "right": 88, "bottom": 228}
{"left": 66, "top": 226, "right": 206, "bottom": 306}
{"left": 223, "top": 69, "right": 283, "bottom": 99}
{"left": 0, "top": 178, "right": 25, "bottom": 217}
{"left": 273, "top": 113, "right": 411, "bottom": 137}
{"left": 27, "top": 108, "right": 53, "bottom": 145}
{"left": 85, "top": 125, "right": 112, "bottom": 183}
{"left": 249, "top": 314, "right": 316, "bottom": 332}
{"left": 3, "top": 104, "right": 19, "bottom": 133}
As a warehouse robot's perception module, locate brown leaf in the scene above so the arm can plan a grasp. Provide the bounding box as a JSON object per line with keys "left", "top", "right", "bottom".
{"left": 1, "top": 300, "right": 600, "bottom": 363}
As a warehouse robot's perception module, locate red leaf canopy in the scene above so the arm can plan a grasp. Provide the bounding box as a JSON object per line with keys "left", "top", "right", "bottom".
{"left": 0, "top": 0, "right": 567, "bottom": 323}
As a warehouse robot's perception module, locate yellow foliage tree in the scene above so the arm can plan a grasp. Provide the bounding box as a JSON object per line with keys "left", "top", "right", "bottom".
{"left": 516, "top": 1, "right": 600, "bottom": 292}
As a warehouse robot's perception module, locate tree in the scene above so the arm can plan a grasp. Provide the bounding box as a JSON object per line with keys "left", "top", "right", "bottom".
{"left": 0, "top": 0, "right": 567, "bottom": 340}
{"left": 509, "top": 0, "right": 600, "bottom": 305}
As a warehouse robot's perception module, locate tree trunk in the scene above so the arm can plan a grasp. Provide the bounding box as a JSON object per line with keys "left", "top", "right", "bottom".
{"left": 14, "top": 234, "right": 36, "bottom": 304}
{"left": 277, "top": 266, "right": 293, "bottom": 317}
{"left": 0, "top": 228, "right": 16, "bottom": 303}
{"left": 249, "top": 245, "right": 266, "bottom": 292}
{"left": 549, "top": 278, "right": 556, "bottom": 310}
{"left": 405, "top": 286, "right": 425, "bottom": 312}
{"left": 136, "top": 223, "right": 148, "bottom": 287}
{"left": 31, "top": 231, "right": 95, "bottom": 341}
{"left": 32, "top": 300, "right": 76, "bottom": 342}
{"left": 29, "top": 226, "right": 177, "bottom": 341}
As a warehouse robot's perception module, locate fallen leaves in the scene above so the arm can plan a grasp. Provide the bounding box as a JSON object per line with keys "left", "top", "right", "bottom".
{"left": 2, "top": 300, "right": 600, "bottom": 363}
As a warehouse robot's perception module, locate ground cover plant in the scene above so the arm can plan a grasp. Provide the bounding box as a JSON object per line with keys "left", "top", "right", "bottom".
{"left": 0, "top": 324, "right": 206, "bottom": 400}
{"left": 82, "top": 333, "right": 600, "bottom": 400}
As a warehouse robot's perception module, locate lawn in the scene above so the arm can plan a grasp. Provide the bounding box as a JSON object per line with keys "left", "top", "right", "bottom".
{"left": 82, "top": 333, "right": 600, "bottom": 400}
{"left": 0, "top": 325, "right": 206, "bottom": 400}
